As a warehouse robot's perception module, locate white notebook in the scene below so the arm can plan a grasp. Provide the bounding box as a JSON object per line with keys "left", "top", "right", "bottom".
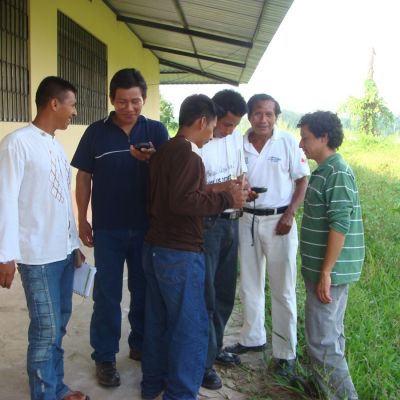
{"left": 73, "top": 262, "right": 96, "bottom": 298}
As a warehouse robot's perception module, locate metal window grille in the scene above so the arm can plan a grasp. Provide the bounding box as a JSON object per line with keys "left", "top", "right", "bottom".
{"left": 58, "top": 12, "right": 107, "bottom": 125}
{"left": 0, "top": 0, "right": 29, "bottom": 122}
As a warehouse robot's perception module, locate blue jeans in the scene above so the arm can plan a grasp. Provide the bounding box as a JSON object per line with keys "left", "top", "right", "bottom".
{"left": 18, "top": 253, "right": 74, "bottom": 400}
{"left": 203, "top": 217, "right": 238, "bottom": 368}
{"left": 141, "top": 244, "right": 209, "bottom": 400}
{"left": 91, "top": 229, "right": 146, "bottom": 362}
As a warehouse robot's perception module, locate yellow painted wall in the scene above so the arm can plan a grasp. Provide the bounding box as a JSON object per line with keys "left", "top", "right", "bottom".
{"left": 1, "top": 0, "right": 161, "bottom": 162}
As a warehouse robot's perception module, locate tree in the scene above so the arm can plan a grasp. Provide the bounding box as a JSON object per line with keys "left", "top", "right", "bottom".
{"left": 339, "top": 79, "right": 394, "bottom": 136}
{"left": 160, "top": 96, "right": 178, "bottom": 134}
{"left": 339, "top": 48, "right": 394, "bottom": 136}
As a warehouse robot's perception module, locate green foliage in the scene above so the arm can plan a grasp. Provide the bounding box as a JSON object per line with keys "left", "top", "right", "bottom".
{"left": 339, "top": 79, "right": 394, "bottom": 136}
{"left": 160, "top": 96, "right": 178, "bottom": 136}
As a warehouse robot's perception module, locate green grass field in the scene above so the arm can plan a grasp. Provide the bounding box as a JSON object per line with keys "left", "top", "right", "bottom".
{"left": 252, "top": 133, "right": 400, "bottom": 399}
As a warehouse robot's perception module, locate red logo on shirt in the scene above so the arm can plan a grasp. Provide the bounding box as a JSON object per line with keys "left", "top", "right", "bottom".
{"left": 301, "top": 158, "right": 306, "bottom": 163}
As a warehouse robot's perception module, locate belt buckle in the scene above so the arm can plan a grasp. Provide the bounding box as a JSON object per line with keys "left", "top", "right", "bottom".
{"left": 230, "top": 210, "right": 242, "bottom": 219}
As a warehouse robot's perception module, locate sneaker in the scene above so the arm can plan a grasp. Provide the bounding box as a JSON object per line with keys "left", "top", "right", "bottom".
{"left": 273, "top": 358, "right": 296, "bottom": 378}
{"left": 224, "top": 342, "right": 266, "bottom": 355}
{"left": 96, "top": 361, "right": 121, "bottom": 387}
{"left": 215, "top": 350, "right": 241, "bottom": 367}
{"left": 201, "top": 368, "right": 222, "bottom": 390}
{"left": 129, "top": 346, "right": 142, "bottom": 361}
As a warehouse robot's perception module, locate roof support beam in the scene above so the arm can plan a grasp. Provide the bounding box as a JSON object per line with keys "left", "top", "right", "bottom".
{"left": 143, "top": 44, "right": 245, "bottom": 68}
{"left": 116, "top": 15, "right": 253, "bottom": 49}
{"left": 159, "top": 59, "right": 238, "bottom": 86}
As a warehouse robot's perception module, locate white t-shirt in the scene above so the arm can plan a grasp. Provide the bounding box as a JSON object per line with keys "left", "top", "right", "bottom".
{"left": 243, "top": 128, "right": 310, "bottom": 209}
{"left": 201, "top": 129, "right": 247, "bottom": 184}
{"left": 0, "top": 123, "right": 79, "bottom": 264}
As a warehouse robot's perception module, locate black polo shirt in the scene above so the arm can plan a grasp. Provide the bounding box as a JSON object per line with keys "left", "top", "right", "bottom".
{"left": 71, "top": 113, "right": 169, "bottom": 230}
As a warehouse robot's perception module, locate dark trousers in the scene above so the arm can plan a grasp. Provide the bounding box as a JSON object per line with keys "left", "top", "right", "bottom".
{"left": 204, "top": 217, "right": 239, "bottom": 369}
{"left": 90, "top": 229, "right": 146, "bottom": 362}
{"left": 141, "top": 244, "right": 208, "bottom": 400}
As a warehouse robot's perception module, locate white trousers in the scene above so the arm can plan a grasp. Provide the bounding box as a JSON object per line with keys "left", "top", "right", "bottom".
{"left": 238, "top": 211, "right": 298, "bottom": 360}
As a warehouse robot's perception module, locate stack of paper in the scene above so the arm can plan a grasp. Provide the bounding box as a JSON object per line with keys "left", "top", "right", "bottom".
{"left": 73, "top": 262, "right": 96, "bottom": 298}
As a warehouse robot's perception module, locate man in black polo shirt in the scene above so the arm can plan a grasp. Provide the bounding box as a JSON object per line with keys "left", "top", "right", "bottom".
{"left": 71, "top": 68, "right": 169, "bottom": 387}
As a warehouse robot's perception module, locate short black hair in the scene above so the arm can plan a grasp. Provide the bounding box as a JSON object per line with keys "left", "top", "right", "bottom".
{"left": 297, "top": 111, "right": 344, "bottom": 150}
{"left": 35, "top": 76, "right": 76, "bottom": 109}
{"left": 109, "top": 68, "right": 147, "bottom": 100}
{"left": 178, "top": 94, "right": 217, "bottom": 128}
{"left": 212, "top": 89, "right": 247, "bottom": 118}
{"left": 247, "top": 93, "right": 281, "bottom": 117}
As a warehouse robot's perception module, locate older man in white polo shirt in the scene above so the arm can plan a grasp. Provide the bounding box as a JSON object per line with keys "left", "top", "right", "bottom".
{"left": 225, "top": 94, "right": 309, "bottom": 377}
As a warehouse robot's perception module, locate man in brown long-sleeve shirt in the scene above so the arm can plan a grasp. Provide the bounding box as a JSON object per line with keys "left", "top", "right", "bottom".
{"left": 141, "top": 94, "right": 247, "bottom": 400}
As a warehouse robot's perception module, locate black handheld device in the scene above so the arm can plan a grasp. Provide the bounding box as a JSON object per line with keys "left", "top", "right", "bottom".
{"left": 133, "top": 142, "right": 152, "bottom": 150}
{"left": 251, "top": 186, "right": 268, "bottom": 194}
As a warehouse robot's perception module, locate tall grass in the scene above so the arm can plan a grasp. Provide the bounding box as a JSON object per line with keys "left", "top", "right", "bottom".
{"left": 337, "top": 133, "right": 400, "bottom": 399}
{"left": 256, "top": 133, "right": 400, "bottom": 399}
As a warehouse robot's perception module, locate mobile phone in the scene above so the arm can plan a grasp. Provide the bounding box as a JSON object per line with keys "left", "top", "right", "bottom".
{"left": 251, "top": 186, "right": 268, "bottom": 194}
{"left": 134, "top": 142, "right": 152, "bottom": 150}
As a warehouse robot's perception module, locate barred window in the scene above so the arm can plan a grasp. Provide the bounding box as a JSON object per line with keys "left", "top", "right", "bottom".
{"left": 0, "top": 0, "right": 29, "bottom": 122}
{"left": 58, "top": 12, "right": 107, "bottom": 125}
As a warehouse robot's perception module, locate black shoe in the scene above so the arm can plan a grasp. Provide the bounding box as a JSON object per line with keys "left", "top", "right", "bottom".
{"left": 215, "top": 350, "right": 241, "bottom": 367}
{"left": 273, "top": 358, "right": 296, "bottom": 378}
{"left": 129, "top": 346, "right": 142, "bottom": 361}
{"left": 201, "top": 368, "right": 222, "bottom": 390}
{"left": 96, "top": 361, "right": 121, "bottom": 387}
{"left": 224, "top": 342, "right": 266, "bottom": 355}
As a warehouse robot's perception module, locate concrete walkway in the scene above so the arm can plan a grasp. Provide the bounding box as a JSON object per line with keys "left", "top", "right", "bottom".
{"left": 0, "top": 250, "right": 265, "bottom": 400}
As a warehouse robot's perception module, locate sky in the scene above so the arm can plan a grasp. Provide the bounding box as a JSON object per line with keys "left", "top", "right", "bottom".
{"left": 160, "top": 0, "right": 400, "bottom": 116}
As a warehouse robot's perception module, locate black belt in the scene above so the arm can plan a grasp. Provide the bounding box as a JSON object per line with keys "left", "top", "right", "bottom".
{"left": 218, "top": 210, "right": 243, "bottom": 220}
{"left": 245, "top": 205, "right": 288, "bottom": 246}
{"left": 243, "top": 206, "right": 288, "bottom": 216}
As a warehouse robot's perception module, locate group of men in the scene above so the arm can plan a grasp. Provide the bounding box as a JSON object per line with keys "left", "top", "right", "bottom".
{"left": 0, "top": 68, "right": 364, "bottom": 400}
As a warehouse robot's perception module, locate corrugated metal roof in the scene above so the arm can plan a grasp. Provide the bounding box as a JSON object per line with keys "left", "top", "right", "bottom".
{"left": 103, "top": 0, "right": 294, "bottom": 85}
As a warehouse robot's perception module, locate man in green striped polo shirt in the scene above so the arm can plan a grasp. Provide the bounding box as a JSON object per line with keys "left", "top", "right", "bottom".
{"left": 298, "top": 111, "right": 364, "bottom": 400}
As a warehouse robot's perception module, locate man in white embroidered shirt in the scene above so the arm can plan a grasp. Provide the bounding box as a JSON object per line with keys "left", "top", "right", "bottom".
{"left": 0, "top": 77, "right": 88, "bottom": 400}
{"left": 225, "top": 94, "right": 310, "bottom": 378}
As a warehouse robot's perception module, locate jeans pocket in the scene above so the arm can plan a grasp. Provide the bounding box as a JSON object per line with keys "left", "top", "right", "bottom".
{"left": 204, "top": 216, "right": 217, "bottom": 231}
{"left": 153, "top": 249, "right": 188, "bottom": 285}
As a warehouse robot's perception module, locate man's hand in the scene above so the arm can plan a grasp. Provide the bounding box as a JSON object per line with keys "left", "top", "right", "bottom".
{"left": 227, "top": 181, "right": 248, "bottom": 209}
{"left": 246, "top": 190, "right": 259, "bottom": 202}
{"left": 0, "top": 261, "right": 16, "bottom": 289}
{"left": 275, "top": 209, "right": 294, "bottom": 235}
{"left": 74, "top": 249, "right": 86, "bottom": 268}
{"left": 79, "top": 220, "right": 94, "bottom": 248}
{"left": 316, "top": 272, "right": 332, "bottom": 304}
{"left": 129, "top": 144, "right": 156, "bottom": 161}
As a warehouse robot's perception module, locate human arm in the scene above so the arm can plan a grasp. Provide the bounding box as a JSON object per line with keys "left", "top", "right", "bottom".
{"left": 0, "top": 139, "right": 24, "bottom": 275}
{"left": 316, "top": 229, "right": 346, "bottom": 303}
{"left": 75, "top": 170, "right": 94, "bottom": 247}
{"left": 276, "top": 175, "right": 308, "bottom": 235}
{"left": 0, "top": 261, "right": 16, "bottom": 289}
{"left": 316, "top": 164, "right": 355, "bottom": 302}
